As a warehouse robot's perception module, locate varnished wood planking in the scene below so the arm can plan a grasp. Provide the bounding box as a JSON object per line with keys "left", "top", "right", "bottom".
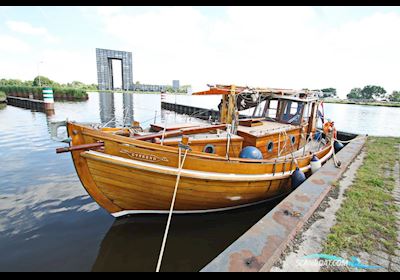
{"left": 67, "top": 124, "right": 122, "bottom": 214}
{"left": 86, "top": 159, "right": 286, "bottom": 211}
{"left": 66, "top": 122, "right": 331, "bottom": 214}
{"left": 87, "top": 160, "right": 286, "bottom": 195}
{"left": 98, "top": 135, "right": 331, "bottom": 175}
{"left": 78, "top": 122, "right": 331, "bottom": 165}
{"left": 93, "top": 174, "right": 284, "bottom": 211}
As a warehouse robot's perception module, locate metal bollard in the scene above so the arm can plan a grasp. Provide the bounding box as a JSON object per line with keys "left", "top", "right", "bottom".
{"left": 43, "top": 87, "right": 55, "bottom": 114}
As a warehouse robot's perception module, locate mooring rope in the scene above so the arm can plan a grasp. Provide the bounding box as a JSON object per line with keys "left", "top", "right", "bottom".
{"left": 282, "top": 130, "right": 299, "bottom": 169}
{"left": 156, "top": 146, "right": 190, "bottom": 272}
{"left": 226, "top": 124, "right": 232, "bottom": 160}
{"left": 160, "top": 118, "right": 167, "bottom": 146}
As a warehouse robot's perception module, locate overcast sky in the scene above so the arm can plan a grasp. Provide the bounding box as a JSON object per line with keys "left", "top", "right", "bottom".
{"left": 1, "top": 6, "right": 400, "bottom": 98}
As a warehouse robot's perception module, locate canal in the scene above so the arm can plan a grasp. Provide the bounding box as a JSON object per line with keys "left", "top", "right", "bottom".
{"left": 0, "top": 92, "right": 399, "bottom": 271}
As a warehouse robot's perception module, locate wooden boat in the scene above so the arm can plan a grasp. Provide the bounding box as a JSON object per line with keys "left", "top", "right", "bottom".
{"left": 55, "top": 84, "right": 335, "bottom": 217}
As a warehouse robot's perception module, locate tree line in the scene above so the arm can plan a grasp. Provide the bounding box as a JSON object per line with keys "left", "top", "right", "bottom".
{"left": 134, "top": 81, "right": 191, "bottom": 93}
{"left": 320, "top": 86, "right": 400, "bottom": 102}
{"left": 0, "top": 76, "right": 98, "bottom": 90}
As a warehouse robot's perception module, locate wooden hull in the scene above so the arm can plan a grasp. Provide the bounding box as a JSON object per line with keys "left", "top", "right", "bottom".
{"left": 67, "top": 122, "right": 333, "bottom": 217}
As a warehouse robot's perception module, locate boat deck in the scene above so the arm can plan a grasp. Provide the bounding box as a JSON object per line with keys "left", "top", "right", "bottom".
{"left": 150, "top": 122, "right": 206, "bottom": 132}
{"left": 237, "top": 120, "right": 298, "bottom": 138}
{"left": 160, "top": 132, "right": 243, "bottom": 144}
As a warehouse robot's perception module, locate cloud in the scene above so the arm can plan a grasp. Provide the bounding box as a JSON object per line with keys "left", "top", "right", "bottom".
{"left": 94, "top": 6, "right": 400, "bottom": 98}
{"left": 2, "top": 7, "right": 400, "bottom": 97}
{"left": 37, "top": 49, "right": 97, "bottom": 84}
{"left": 0, "top": 47, "right": 96, "bottom": 84}
{"left": 96, "top": 6, "right": 121, "bottom": 16}
{"left": 0, "top": 34, "right": 31, "bottom": 53}
{"left": 6, "top": 20, "right": 59, "bottom": 43}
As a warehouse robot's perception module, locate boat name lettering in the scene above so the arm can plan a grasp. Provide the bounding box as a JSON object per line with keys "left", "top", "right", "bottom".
{"left": 120, "top": 149, "right": 169, "bottom": 162}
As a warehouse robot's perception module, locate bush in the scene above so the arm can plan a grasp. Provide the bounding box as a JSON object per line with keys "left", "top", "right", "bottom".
{"left": 0, "top": 85, "right": 88, "bottom": 100}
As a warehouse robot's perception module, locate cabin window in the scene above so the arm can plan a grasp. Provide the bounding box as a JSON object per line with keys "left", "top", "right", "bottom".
{"left": 267, "top": 141, "right": 274, "bottom": 152}
{"left": 253, "top": 100, "right": 267, "bottom": 117}
{"left": 280, "top": 101, "right": 304, "bottom": 125}
{"left": 290, "top": 135, "right": 296, "bottom": 145}
{"left": 203, "top": 144, "right": 216, "bottom": 154}
{"left": 302, "top": 103, "right": 311, "bottom": 122}
{"left": 266, "top": 100, "right": 278, "bottom": 119}
{"left": 290, "top": 102, "right": 298, "bottom": 115}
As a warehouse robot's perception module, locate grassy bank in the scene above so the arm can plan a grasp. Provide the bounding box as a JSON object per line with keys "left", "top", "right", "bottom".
{"left": 0, "top": 85, "right": 88, "bottom": 101}
{"left": 323, "top": 99, "right": 400, "bottom": 108}
{"left": 323, "top": 137, "right": 400, "bottom": 256}
{"left": 0, "top": 91, "right": 6, "bottom": 102}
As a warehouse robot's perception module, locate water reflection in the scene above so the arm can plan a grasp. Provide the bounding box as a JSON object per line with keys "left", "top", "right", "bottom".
{"left": 0, "top": 105, "right": 114, "bottom": 271}
{"left": 1, "top": 91, "right": 399, "bottom": 271}
{"left": 122, "top": 93, "right": 134, "bottom": 126}
{"left": 0, "top": 94, "right": 271, "bottom": 271}
{"left": 92, "top": 199, "right": 282, "bottom": 272}
{"left": 99, "top": 92, "right": 116, "bottom": 127}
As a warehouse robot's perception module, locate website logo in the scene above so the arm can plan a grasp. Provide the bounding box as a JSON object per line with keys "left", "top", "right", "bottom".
{"left": 299, "top": 254, "right": 382, "bottom": 270}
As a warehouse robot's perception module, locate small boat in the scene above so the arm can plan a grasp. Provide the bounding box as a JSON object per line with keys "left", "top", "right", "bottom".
{"left": 55, "top": 84, "right": 335, "bottom": 217}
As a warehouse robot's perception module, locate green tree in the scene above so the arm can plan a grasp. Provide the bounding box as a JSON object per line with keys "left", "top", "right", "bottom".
{"left": 389, "top": 91, "right": 400, "bottom": 102}
{"left": 321, "top": 88, "right": 337, "bottom": 98}
{"left": 347, "top": 88, "right": 362, "bottom": 99}
{"left": 69, "top": 81, "right": 85, "bottom": 88}
{"left": 32, "top": 76, "right": 60, "bottom": 87}
{"left": 360, "top": 85, "right": 386, "bottom": 100}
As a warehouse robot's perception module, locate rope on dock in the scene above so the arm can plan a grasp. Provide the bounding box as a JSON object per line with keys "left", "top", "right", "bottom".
{"left": 225, "top": 124, "right": 232, "bottom": 160}
{"left": 156, "top": 145, "right": 190, "bottom": 272}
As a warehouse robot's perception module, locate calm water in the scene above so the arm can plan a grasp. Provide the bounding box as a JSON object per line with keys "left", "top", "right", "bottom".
{"left": 0, "top": 92, "right": 281, "bottom": 272}
{"left": 0, "top": 92, "right": 399, "bottom": 272}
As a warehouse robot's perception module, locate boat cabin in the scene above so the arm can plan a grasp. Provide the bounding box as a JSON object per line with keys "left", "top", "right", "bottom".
{"left": 183, "top": 85, "right": 322, "bottom": 159}
{"left": 107, "top": 85, "right": 323, "bottom": 160}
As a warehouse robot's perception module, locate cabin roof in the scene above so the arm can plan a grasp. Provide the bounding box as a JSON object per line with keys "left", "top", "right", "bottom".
{"left": 193, "top": 84, "right": 320, "bottom": 102}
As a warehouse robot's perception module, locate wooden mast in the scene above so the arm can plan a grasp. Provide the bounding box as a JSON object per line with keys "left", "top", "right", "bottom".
{"left": 226, "top": 85, "right": 236, "bottom": 125}
{"left": 219, "top": 85, "right": 236, "bottom": 125}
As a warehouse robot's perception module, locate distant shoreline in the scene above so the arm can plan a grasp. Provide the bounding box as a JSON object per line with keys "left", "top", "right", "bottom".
{"left": 323, "top": 99, "right": 400, "bottom": 108}
{"left": 89, "top": 90, "right": 187, "bottom": 95}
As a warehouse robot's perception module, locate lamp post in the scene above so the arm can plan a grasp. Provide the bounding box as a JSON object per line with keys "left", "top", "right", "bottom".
{"left": 37, "top": 61, "right": 43, "bottom": 87}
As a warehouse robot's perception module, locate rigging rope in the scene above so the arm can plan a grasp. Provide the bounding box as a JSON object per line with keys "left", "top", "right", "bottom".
{"left": 156, "top": 145, "right": 190, "bottom": 272}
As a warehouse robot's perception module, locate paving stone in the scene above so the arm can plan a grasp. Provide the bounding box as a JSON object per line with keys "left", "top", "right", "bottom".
{"left": 390, "top": 262, "right": 400, "bottom": 272}
{"left": 372, "top": 267, "right": 389, "bottom": 272}
{"left": 371, "top": 251, "right": 391, "bottom": 261}
{"left": 390, "top": 255, "right": 400, "bottom": 265}
{"left": 369, "top": 254, "right": 390, "bottom": 270}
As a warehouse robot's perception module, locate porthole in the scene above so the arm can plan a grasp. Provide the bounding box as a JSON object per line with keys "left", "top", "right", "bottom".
{"left": 203, "top": 144, "right": 216, "bottom": 154}
{"left": 267, "top": 141, "right": 274, "bottom": 152}
{"left": 290, "top": 135, "right": 296, "bottom": 145}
